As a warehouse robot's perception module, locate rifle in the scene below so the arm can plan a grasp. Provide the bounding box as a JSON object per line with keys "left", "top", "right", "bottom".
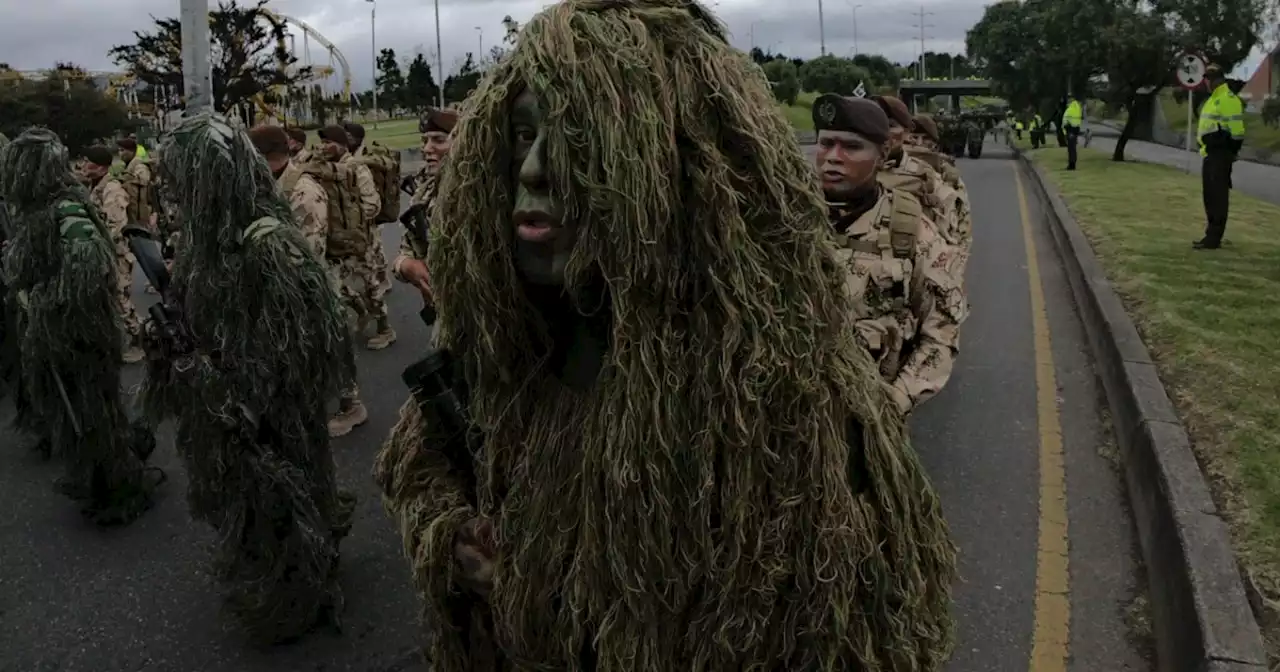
{"left": 1, "top": 202, "right": 83, "bottom": 436}
{"left": 397, "top": 203, "right": 437, "bottom": 326}
{"left": 401, "top": 348, "right": 479, "bottom": 507}
{"left": 121, "top": 223, "right": 195, "bottom": 374}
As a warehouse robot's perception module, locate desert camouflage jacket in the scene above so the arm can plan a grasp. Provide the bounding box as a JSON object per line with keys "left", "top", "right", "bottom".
{"left": 829, "top": 188, "right": 968, "bottom": 414}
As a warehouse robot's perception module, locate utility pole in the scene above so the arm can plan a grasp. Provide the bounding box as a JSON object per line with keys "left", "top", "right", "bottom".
{"left": 434, "top": 0, "right": 444, "bottom": 107}
{"left": 476, "top": 27, "right": 484, "bottom": 62}
{"left": 179, "top": 0, "right": 212, "bottom": 113}
{"left": 910, "top": 5, "right": 935, "bottom": 80}
{"left": 818, "top": 0, "right": 826, "bottom": 57}
{"left": 368, "top": 0, "right": 377, "bottom": 126}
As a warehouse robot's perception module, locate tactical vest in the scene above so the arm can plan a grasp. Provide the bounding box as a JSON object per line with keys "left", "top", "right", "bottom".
{"left": 280, "top": 159, "right": 369, "bottom": 260}
{"left": 878, "top": 156, "right": 943, "bottom": 222}
{"left": 842, "top": 190, "right": 922, "bottom": 378}
{"left": 355, "top": 143, "right": 402, "bottom": 224}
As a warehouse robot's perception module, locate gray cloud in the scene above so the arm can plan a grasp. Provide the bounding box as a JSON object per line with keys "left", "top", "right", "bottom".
{"left": 0, "top": 0, "right": 984, "bottom": 89}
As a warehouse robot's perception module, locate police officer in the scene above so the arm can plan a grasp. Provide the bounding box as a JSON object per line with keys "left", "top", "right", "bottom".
{"left": 1194, "top": 64, "right": 1246, "bottom": 250}
{"left": 1062, "top": 94, "right": 1084, "bottom": 170}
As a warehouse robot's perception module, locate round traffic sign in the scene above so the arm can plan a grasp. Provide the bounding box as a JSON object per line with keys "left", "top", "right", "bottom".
{"left": 1177, "top": 52, "right": 1206, "bottom": 89}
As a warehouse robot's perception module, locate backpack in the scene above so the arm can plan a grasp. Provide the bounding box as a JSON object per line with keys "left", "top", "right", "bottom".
{"left": 281, "top": 159, "right": 369, "bottom": 260}
{"left": 116, "top": 161, "right": 153, "bottom": 226}
{"left": 356, "top": 142, "right": 401, "bottom": 224}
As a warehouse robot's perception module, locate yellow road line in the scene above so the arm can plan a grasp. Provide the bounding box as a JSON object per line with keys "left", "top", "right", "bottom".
{"left": 1013, "top": 164, "right": 1071, "bottom": 672}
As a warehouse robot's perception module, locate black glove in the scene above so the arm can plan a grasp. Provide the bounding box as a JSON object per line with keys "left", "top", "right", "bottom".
{"left": 399, "top": 203, "right": 425, "bottom": 227}
{"left": 399, "top": 174, "right": 417, "bottom": 195}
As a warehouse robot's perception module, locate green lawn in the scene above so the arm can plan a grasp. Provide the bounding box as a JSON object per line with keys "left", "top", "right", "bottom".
{"left": 1024, "top": 142, "right": 1280, "bottom": 656}
{"left": 1160, "top": 90, "right": 1280, "bottom": 157}
{"left": 781, "top": 90, "right": 818, "bottom": 132}
{"left": 307, "top": 118, "right": 422, "bottom": 151}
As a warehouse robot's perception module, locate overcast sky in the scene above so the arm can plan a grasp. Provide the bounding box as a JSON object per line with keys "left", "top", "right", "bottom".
{"left": 1, "top": 0, "right": 980, "bottom": 88}
{"left": 0, "top": 0, "right": 1262, "bottom": 88}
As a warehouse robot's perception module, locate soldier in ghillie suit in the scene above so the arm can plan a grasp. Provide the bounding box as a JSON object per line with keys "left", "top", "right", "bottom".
{"left": 374, "top": 1, "right": 957, "bottom": 670}
{"left": 0, "top": 128, "right": 161, "bottom": 524}
{"left": 141, "top": 113, "right": 357, "bottom": 644}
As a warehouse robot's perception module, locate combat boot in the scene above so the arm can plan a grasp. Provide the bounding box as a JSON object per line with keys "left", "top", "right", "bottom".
{"left": 328, "top": 397, "right": 369, "bottom": 438}
{"left": 366, "top": 317, "right": 397, "bottom": 350}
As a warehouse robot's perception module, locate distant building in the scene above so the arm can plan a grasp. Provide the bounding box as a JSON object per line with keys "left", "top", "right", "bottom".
{"left": 1242, "top": 45, "right": 1279, "bottom": 102}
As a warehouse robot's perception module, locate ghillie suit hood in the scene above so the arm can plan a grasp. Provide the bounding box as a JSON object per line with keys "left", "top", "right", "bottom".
{"left": 375, "top": 1, "right": 957, "bottom": 670}
{"left": 144, "top": 113, "right": 357, "bottom": 644}
{"left": 0, "top": 128, "right": 156, "bottom": 523}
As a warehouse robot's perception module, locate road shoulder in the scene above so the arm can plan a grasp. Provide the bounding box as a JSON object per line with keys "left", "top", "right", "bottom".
{"left": 1015, "top": 145, "right": 1269, "bottom": 672}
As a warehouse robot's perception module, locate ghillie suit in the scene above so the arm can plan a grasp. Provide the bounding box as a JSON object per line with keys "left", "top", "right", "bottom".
{"left": 142, "top": 113, "right": 357, "bottom": 645}
{"left": 0, "top": 128, "right": 159, "bottom": 522}
{"left": 374, "top": 1, "right": 958, "bottom": 670}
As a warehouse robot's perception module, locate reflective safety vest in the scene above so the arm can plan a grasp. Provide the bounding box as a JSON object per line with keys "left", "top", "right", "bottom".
{"left": 1197, "top": 83, "right": 1245, "bottom": 156}
{"left": 1029, "top": 114, "right": 1043, "bottom": 130}
{"left": 1062, "top": 100, "right": 1083, "bottom": 128}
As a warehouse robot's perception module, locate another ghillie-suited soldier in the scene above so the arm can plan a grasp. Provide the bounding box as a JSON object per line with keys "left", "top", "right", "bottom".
{"left": 814, "top": 94, "right": 968, "bottom": 416}
{"left": 0, "top": 128, "right": 161, "bottom": 524}
{"left": 79, "top": 145, "right": 145, "bottom": 363}
{"left": 141, "top": 114, "right": 358, "bottom": 643}
{"left": 375, "top": 1, "right": 956, "bottom": 669}
{"left": 906, "top": 113, "right": 973, "bottom": 255}
{"left": 393, "top": 107, "right": 458, "bottom": 304}
{"left": 870, "top": 96, "right": 965, "bottom": 262}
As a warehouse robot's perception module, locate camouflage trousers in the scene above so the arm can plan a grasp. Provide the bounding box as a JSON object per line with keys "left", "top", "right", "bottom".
{"left": 114, "top": 246, "right": 141, "bottom": 340}
{"left": 367, "top": 224, "right": 390, "bottom": 295}
{"left": 334, "top": 252, "right": 387, "bottom": 325}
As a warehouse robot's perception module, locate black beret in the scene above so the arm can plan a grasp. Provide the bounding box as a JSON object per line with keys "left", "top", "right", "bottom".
{"left": 812, "top": 94, "right": 890, "bottom": 144}
{"left": 81, "top": 145, "right": 115, "bottom": 167}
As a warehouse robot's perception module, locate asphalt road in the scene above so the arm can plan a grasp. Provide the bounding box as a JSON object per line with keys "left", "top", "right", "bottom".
{"left": 0, "top": 148, "right": 1151, "bottom": 671}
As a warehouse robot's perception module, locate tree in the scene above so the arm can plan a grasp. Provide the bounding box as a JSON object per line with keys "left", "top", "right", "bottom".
{"left": 852, "top": 54, "right": 901, "bottom": 90}
{"left": 376, "top": 47, "right": 405, "bottom": 115}
{"left": 969, "top": 0, "right": 1271, "bottom": 160}
{"left": 404, "top": 53, "right": 439, "bottom": 112}
{"left": 443, "top": 53, "right": 481, "bottom": 104}
{"left": 0, "top": 68, "right": 131, "bottom": 155}
{"left": 902, "top": 52, "right": 978, "bottom": 80}
{"left": 108, "top": 0, "right": 309, "bottom": 115}
{"left": 1100, "top": 4, "right": 1181, "bottom": 159}
{"left": 763, "top": 59, "right": 800, "bottom": 105}
{"left": 798, "top": 56, "right": 870, "bottom": 96}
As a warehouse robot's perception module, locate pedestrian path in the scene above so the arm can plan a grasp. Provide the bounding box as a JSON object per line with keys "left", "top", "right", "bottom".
{"left": 1087, "top": 134, "right": 1279, "bottom": 206}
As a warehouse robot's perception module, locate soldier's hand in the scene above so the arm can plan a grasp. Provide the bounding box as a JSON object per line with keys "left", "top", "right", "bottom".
{"left": 454, "top": 516, "right": 496, "bottom": 597}
{"left": 400, "top": 258, "right": 433, "bottom": 299}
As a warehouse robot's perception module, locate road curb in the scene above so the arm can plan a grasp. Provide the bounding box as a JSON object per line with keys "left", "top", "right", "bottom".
{"left": 1013, "top": 149, "right": 1268, "bottom": 672}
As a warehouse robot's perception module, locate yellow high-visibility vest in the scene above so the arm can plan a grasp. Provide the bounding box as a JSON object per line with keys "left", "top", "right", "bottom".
{"left": 1196, "top": 83, "right": 1245, "bottom": 156}
{"left": 1062, "top": 100, "right": 1083, "bottom": 127}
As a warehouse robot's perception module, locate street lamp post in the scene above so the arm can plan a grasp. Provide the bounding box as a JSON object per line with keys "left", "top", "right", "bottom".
{"left": 367, "top": 0, "right": 377, "bottom": 126}
{"left": 818, "top": 0, "right": 826, "bottom": 57}
{"left": 434, "top": 0, "right": 444, "bottom": 107}
{"left": 847, "top": 2, "right": 862, "bottom": 58}
{"left": 476, "top": 27, "right": 484, "bottom": 62}
{"left": 179, "top": 0, "right": 212, "bottom": 112}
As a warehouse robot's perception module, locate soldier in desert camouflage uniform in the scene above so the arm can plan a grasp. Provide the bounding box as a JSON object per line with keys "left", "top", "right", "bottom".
{"left": 813, "top": 94, "right": 968, "bottom": 415}
{"left": 319, "top": 126, "right": 394, "bottom": 351}
{"left": 286, "top": 127, "right": 313, "bottom": 164}
{"left": 393, "top": 107, "right": 457, "bottom": 302}
{"left": 79, "top": 146, "right": 144, "bottom": 364}
{"left": 870, "top": 96, "right": 964, "bottom": 259}
{"left": 249, "top": 126, "right": 329, "bottom": 257}
{"left": 906, "top": 114, "right": 973, "bottom": 257}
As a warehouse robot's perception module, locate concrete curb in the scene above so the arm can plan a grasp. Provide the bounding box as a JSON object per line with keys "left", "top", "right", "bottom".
{"left": 1013, "top": 149, "right": 1267, "bottom": 672}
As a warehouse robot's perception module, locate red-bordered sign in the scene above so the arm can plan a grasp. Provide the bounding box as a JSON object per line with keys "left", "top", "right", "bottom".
{"left": 1176, "top": 51, "right": 1207, "bottom": 90}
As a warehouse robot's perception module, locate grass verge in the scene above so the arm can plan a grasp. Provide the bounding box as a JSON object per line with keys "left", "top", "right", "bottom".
{"left": 308, "top": 118, "right": 422, "bottom": 151}
{"left": 1023, "top": 141, "right": 1280, "bottom": 659}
